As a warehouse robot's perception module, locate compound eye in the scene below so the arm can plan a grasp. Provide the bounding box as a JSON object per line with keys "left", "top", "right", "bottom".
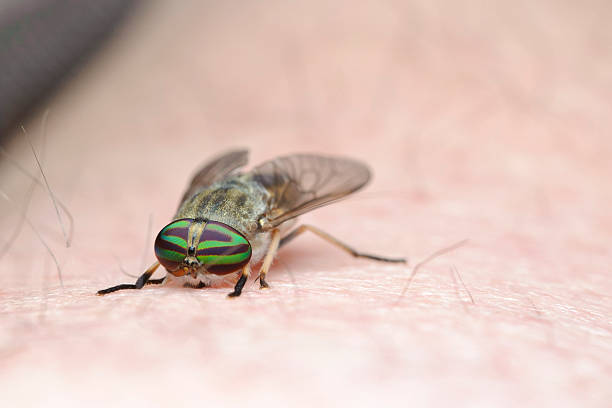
{"left": 154, "top": 218, "right": 193, "bottom": 272}
{"left": 195, "top": 221, "right": 252, "bottom": 275}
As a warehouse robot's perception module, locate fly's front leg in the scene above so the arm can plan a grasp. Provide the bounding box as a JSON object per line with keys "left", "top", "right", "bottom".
{"left": 97, "top": 262, "right": 162, "bottom": 295}
{"left": 258, "top": 228, "right": 281, "bottom": 289}
{"left": 228, "top": 264, "right": 251, "bottom": 298}
{"left": 280, "top": 225, "right": 407, "bottom": 263}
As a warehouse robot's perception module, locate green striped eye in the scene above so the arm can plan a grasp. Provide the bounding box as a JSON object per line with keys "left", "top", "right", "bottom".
{"left": 154, "top": 218, "right": 252, "bottom": 275}
{"left": 154, "top": 219, "right": 191, "bottom": 272}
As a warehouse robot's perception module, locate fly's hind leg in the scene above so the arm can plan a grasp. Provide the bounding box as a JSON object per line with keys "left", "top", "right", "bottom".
{"left": 257, "top": 228, "right": 281, "bottom": 289}
{"left": 280, "top": 225, "right": 407, "bottom": 264}
{"left": 97, "top": 262, "right": 162, "bottom": 295}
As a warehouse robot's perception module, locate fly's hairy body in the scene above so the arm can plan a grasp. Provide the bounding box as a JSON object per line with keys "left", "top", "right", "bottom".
{"left": 97, "top": 150, "right": 406, "bottom": 297}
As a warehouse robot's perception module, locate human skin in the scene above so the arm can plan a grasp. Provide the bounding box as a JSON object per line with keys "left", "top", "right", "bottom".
{"left": 0, "top": 1, "right": 610, "bottom": 406}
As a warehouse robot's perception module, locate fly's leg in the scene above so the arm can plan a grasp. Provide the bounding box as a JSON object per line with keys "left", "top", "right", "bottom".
{"left": 97, "top": 262, "right": 162, "bottom": 295}
{"left": 228, "top": 264, "right": 251, "bottom": 298}
{"left": 146, "top": 278, "right": 166, "bottom": 285}
{"left": 258, "top": 228, "right": 281, "bottom": 289}
{"left": 280, "top": 225, "right": 407, "bottom": 263}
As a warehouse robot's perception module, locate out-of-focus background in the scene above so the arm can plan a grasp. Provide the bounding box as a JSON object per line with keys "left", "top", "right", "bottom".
{"left": 0, "top": 1, "right": 611, "bottom": 407}
{"left": 0, "top": 0, "right": 136, "bottom": 137}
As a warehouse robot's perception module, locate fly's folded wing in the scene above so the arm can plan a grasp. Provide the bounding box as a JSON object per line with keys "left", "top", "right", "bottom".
{"left": 179, "top": 149, "right": 249, "bottom": 206}
{"left": 248, "top": 154, "right": 371, "bottom": 229}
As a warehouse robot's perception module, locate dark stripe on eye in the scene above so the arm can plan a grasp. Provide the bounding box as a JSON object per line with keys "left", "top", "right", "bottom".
{"left": 154, "top": 247, "right": 182, "bottom": 271}
{"left": 196, "top": 244, "right": 250, "bottom": 257}
{"left": 156, "top": 259, "right": 181, "bottom": 270}
{"left": 157, "top": 261, "right": 183, "bottom": 274}
{"left": 163, "top": 227, "right": 190, "bottom": 241}
{"left": 199, "top": 229, "right": 233, "bottom": 243}
{"left": 164, "top": 227, "right": 189, "bottom": 237}
{"left": 155, "top": 238, "right": 186, "bottom": 254}
{"left": 207, "top": 263, "right": 245, "bottom": 275}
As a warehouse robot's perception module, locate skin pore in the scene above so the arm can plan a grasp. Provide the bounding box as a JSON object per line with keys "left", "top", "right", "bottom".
{"left": 0, "top": 1, "right": 610, "bottom": 406}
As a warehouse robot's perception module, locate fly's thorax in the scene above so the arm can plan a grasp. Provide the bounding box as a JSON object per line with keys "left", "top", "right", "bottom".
{"left": 154, "top": 218, "right": 252, "bottom": 276}
{"left": 175, "top": 176, "right": 270, "bottom": 237}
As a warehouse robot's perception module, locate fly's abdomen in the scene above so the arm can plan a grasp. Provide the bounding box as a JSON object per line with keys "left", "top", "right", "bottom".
{"left": 196, "top": 221, "right": 252, "bottom": 275}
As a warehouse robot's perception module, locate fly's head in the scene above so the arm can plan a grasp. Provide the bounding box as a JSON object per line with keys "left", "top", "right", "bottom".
{"left": 154, "top": 218, "right": 252, "bottom": 277}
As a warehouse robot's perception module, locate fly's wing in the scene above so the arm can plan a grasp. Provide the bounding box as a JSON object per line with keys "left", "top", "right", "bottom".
{"left": 179, "top": 149, "right": 249, "bottom": 205}
{"left": 249, "top": 154, "right": 371, "bottom": 229}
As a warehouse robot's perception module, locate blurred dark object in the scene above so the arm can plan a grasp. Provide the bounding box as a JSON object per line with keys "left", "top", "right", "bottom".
{"left": 0, "top": 0, "right": 137, "bottom": 140}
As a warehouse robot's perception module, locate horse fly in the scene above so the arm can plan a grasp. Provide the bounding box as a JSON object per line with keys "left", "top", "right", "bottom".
{"left": 97, "top": 150, "right": 406, "bottom": 297}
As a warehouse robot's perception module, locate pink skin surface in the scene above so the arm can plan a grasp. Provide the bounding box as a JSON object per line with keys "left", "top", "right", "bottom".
{"left": 0, "top": 1, "right": 611, "bottom": 406}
